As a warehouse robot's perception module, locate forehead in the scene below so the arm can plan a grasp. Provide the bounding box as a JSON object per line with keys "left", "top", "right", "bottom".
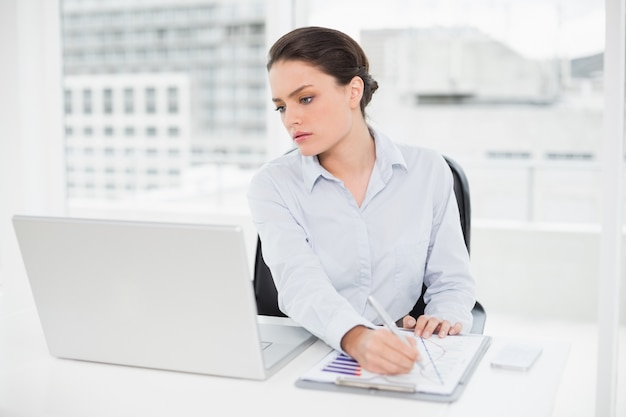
{"left": 268, "top": 60, "right": 336, "bottom": 98}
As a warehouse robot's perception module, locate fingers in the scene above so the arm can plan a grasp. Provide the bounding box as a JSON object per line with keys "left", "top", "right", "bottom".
{"left": 402, "top": 315, "right": 417, "bottom": 329}
{"left": 342, "top": 317, "right": 463, "bottom": 376}
{"left": 370, "top": 328, "right": 419, "bottom": 374}
{"left": 414, "top": 315, "right": 463, "bottom": 338}
{"left": 449, "top": 322, "right": 463, "bottom": 335}
{"left": 347, "top": 328, "right": 420, "bottom": 375}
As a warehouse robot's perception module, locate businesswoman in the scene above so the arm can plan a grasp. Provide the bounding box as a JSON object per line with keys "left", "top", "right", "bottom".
{"left": 247, "top": 26, "right": 475, "bottom": 375}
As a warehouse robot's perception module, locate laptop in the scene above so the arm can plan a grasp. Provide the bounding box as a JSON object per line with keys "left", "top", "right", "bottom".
{"left": 12, "top": 215, "right": 316, "bottom": 380}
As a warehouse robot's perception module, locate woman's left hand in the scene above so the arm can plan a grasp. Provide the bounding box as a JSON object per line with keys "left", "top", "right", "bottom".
{"left": 401, "top": 314, "right": 462, "bottom": 338}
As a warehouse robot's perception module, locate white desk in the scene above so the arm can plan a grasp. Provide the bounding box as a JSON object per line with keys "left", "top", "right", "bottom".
{"left": 0, "top": 307, "right": 568, "bottom": 417}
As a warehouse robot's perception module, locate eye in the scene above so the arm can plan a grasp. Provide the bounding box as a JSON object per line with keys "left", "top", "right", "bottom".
{"left": 274, "top": 105, "right": 285, "bottom": 113}
{"left": 300, "top": 96, "right": 313, "bottom": 105}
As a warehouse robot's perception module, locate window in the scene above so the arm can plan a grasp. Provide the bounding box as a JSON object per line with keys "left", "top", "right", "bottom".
{"left": 103, "top": 88, "right": 113, "bottom": 114}
{"left": 145, "top": 87, "right": 156, "bottom": 114}
{"left": 167, "top": 86, "right": 178, "bottom": 113}
{"left": 167, "top": 126, "right": 179, "bottom": 137}
{"left": 61, "top": 1, "right": 267, "bottom": 206}
{"left": 298, "top": 0, "right": 608, "bottom": 225}
{"left": 64, "top": 89, "right": 72, "bottom": 114}
{"left": 124, "top": 88, "right": 134, "bottom": 114}
{"left": 145, "top": 126, "right": 157, "bottom": 137}
{"left": 58, "top": 0, "right": 614, "bottom": 225}
{"left": 82, "top": 88, "right": 92, "bottom": 114}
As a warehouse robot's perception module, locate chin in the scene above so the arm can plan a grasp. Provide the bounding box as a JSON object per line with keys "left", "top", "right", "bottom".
{"left": 295, "top": 144, "right": 319, "bottom": 157}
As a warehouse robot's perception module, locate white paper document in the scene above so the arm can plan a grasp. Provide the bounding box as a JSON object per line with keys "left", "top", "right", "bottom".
{"left": 299, "top": 334, "right": 491, "bottom": 395}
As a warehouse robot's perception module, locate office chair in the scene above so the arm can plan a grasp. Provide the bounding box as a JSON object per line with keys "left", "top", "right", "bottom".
{"left": 253, "top": 155, "right": 486, "bottom": 334}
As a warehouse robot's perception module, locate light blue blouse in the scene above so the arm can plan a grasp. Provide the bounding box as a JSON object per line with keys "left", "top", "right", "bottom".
{"left": 247, "top": 128, "right": 475, "bottom": 352}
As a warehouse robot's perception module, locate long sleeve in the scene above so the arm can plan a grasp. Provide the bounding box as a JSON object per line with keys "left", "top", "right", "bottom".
{"left": 247, "top": 129, "right": 476, "bottom": 351}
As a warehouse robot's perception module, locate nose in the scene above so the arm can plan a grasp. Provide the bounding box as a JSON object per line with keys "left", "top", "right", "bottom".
{"left": 283, "top": 106, "right": 301, "bottom": 128}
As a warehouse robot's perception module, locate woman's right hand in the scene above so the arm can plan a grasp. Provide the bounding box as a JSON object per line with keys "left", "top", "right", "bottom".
{"left": 339, "top": 325, "right": 421, "bottom": 375}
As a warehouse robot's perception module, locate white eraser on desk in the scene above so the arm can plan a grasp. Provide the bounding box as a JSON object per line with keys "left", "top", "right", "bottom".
{"left": 490, "top": 343, "right": 543, "bottom": 371}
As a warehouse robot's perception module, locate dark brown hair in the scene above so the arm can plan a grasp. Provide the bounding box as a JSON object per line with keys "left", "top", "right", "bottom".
{"left": 267, "top": 26, "right": 379, "bottom": 117}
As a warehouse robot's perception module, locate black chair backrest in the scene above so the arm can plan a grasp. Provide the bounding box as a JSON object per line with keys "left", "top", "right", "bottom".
{"left": 444, "top": 156, "right": 471, "bottom": 254}
{"left": 253, "top": 155, "right": 484, "bottom": 332}
{"left": 254, "top": 235, "right": 283, "bottom": 316}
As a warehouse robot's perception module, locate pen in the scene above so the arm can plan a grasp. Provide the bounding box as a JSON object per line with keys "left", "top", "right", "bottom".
{"left": 367, "top": 295, "right": 425, "bottom": 370}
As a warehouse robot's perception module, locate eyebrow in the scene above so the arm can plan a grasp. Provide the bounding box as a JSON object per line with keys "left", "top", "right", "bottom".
{"left": 271, "top": 84, "right": 313, "bottom": 103}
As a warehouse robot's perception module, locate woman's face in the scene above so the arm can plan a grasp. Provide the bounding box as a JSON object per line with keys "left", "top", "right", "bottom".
{"left": 268, "top": 60, "right": 362, "bottom": 157}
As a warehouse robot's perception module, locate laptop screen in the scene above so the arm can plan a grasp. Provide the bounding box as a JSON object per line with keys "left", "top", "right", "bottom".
{"left": 13, "top": 215, "right": 315, "bottom": 380}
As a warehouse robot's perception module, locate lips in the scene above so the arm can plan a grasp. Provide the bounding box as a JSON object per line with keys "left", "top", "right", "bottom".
{"left": 292, "top": 131, "right": 311, "bottom": 143}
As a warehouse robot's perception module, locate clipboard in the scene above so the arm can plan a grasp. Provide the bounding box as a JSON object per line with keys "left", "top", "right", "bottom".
{"left": 295, "top": 334, "right": 492, "bottom": 402}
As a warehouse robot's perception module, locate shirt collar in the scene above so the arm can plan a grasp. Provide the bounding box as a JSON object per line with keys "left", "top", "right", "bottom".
{"left": 300, "top": 127, "right": 408, "bottom": 192}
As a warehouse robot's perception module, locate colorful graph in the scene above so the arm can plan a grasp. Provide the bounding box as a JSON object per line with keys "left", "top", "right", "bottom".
{"left": 322, "top": 353, "right": 361, "bottom": 376}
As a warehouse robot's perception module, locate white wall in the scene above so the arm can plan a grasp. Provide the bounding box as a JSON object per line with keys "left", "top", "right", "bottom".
{"left": 472, "top": 221, "right": 626, "bottom": 323}
{"left": 0, "top": 0, "right": 19, "bottom": 293}
{"left": 0, "top": 0, "right": 65, "bottom": 313}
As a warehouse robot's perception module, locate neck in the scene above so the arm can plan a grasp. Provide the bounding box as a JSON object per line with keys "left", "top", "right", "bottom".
{"left": 318, "top": 122, "right": 375, "bottom": 178}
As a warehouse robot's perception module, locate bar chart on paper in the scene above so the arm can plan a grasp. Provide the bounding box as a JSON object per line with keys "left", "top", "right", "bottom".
{"left": 321, "top": 353, "right": 362, "bottom": 376}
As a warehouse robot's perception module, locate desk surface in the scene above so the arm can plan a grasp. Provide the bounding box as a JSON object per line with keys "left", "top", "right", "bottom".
{"left": 0, "top": 307, "right": 568, "bottom": 417}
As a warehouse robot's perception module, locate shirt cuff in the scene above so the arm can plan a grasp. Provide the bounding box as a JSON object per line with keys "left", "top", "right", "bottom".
{"left": 324, "top": 312, "right": 376, "bottom": 353}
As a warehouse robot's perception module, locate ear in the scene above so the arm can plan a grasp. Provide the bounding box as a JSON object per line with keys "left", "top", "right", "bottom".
{"left": 348, "top": 76, "right": 364, "bottom": 110}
